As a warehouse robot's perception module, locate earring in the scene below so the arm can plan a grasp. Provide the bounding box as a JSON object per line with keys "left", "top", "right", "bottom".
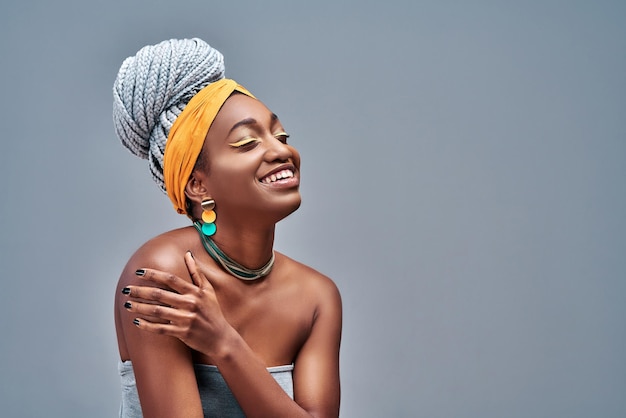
{"left": 201, "top": 199, "right": 216, "bottom": 236}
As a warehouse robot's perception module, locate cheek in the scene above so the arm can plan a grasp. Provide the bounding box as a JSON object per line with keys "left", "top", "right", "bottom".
{"left": 289, "top": 146, "right": 301, "bottom": 168}
{"left": 208, "top": 157, "right": 255, "bottom": 191}
{"left": 211, "top": 162, "right": 240, "bottom": 183}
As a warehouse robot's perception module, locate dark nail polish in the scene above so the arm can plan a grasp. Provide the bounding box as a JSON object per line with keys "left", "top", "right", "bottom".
{"left": 135, "top": 269, "right": 146, "bottom": 276}
{"left": 133, "top": 318, "right": 140, "bottom": 326}
{"left": 124, "top": 301, "right": 132, "bottom": 309}
{"left": 121, "top": 287, "right": 131, "bottom": 295}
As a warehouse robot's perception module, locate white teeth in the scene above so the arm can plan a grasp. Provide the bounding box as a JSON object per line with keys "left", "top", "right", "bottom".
{"left": 262, "top": 169, "right": 294, "bottom": 184}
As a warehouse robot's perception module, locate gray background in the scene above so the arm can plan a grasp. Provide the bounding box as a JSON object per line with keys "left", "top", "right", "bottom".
{"left": 1, "top": 1, "right": 624, "bottom": 417}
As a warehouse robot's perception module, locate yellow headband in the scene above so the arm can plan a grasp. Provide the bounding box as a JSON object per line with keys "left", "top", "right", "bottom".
{"left": 163, "top": 78, "right": 255, "bottom": 214}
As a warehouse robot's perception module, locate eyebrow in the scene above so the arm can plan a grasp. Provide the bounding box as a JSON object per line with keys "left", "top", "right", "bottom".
{"left": 228, "top": 113, "right": 279, "bottom": 134}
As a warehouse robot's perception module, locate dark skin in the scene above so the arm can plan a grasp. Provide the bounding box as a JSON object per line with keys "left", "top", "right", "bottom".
{"left": 114, "top": 94, "right": 342, "bottom": 418}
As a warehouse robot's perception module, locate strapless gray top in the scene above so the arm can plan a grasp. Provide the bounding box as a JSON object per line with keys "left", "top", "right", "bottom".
{"left": 118, "top": 361, "right": 294, "bottom": 417}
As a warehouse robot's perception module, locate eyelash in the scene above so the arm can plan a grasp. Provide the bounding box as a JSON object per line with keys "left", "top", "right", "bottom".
{"left": 229, "top": 137, "right": 260, "bottom": 149}
{"left": 229, "top": 132, "right": 290, "bottom": 150}
{"left": 274, "top": 132, "right": 290, "bottom": 144}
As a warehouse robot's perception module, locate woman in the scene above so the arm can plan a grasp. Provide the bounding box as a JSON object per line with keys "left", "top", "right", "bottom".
{"left": 112, "top": 38, "right": 342, "bottom": 418}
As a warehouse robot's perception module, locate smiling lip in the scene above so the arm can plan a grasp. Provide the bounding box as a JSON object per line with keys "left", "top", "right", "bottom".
{"left": 259, "top": 164, "right": 299, "bottom": 188}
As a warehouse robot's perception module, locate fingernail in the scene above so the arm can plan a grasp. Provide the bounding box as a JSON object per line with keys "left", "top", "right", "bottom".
{"left": 121, "top": 287, "right": 131, "bottom": 295}
{"left": 187, "top": 250, "right": 194, "bottom": 259}
{"left": 135, "top": 269, "right": 146, "bottom": 276}
{"left": 124, "top": 301, "right": 132, "bottom": 309}
{"left": 133, "top": 318, "right": 140, "bottom": 326}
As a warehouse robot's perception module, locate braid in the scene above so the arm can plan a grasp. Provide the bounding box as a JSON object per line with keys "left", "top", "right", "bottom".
{"left": 112, "top": 38, "right": 225, "bottom": 192}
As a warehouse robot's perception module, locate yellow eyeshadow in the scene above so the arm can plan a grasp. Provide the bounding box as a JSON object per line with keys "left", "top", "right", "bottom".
{"left": 229, "top": 137, "right": 259, "bottom": 148}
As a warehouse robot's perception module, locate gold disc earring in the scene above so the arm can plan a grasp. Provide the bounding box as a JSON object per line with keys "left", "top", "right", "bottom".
{"left": 201, "top": 199, "right": 216, "bottom": 236}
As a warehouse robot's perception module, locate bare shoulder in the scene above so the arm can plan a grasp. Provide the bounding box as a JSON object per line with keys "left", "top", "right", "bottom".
{"left": 115, "top": 227, "right": 197, "bottom": 359}
{"left": 117, "top": 227, "right": 195, "bottom": 288}
{"left": 276, "top": 252, "right": 342, "bottom": 309}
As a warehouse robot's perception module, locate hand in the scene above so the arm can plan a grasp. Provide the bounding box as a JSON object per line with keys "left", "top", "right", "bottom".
{"left": 122, "top": 251, "right": 232, "bottom": 356}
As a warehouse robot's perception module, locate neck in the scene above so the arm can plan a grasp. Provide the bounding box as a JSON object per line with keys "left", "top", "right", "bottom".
{"left": 206, "top": 222, "right": 276, "bottom": 270}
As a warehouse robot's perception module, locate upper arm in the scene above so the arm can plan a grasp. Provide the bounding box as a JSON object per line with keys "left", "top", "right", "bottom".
{"left": 116, "top": 242, "right": 204, "bottom": 418}
{"left": 292, "top": 275, "right": 342, "bottom": 418}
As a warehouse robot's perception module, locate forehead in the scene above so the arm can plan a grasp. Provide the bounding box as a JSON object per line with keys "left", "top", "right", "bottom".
{"left": 210, "top": 93, "right": 276, "bottom": 135}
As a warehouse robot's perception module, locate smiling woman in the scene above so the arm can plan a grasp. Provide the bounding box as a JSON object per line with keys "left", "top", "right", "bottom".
{"left": 111, "top": 38, "right": 341, "bottom": 418}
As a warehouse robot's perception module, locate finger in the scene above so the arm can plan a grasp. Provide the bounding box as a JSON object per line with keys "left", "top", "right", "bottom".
{"left": 124, "top": 300, "right": 188, "bottom": 324}
{"left": 184, "top": 251, "right": 210, "bottom": 289}
{"left": 136, "top": 268, "right": 198, "bottom": 294}
{"left": 131, "top": 317, "right": 181, "bottom": 338}
{"left": 123, "top": 284, "right": 186, "bottom": 308}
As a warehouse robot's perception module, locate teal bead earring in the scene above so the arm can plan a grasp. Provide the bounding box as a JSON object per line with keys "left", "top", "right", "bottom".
{"left": 201, "top": 199, "right": 216, "bottom": 236}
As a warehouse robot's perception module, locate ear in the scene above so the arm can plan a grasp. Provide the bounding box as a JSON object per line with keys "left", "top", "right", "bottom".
{"left": 184, "top": 172, "right": 210, "bottom": 205}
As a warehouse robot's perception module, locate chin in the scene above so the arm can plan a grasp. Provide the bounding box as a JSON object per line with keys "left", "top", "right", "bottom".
{"left": 274, "top": 194, "right": 302, "bottom": 222}
{"left": 284, "top": 195, "right": 302, "bottom": 214}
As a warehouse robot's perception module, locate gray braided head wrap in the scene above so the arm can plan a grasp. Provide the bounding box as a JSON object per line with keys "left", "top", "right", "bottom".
{"left": 112, "top": 38, "right": 225, "bottom": 192}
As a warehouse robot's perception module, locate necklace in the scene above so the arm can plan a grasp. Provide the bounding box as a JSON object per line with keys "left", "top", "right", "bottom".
{"left": 193, "top": 221, "right": 274, "bottom": 280}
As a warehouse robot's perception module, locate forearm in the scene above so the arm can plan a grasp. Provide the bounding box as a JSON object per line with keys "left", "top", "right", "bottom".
{"left": 213, "top": 327, "right": 314, "bottom": 418}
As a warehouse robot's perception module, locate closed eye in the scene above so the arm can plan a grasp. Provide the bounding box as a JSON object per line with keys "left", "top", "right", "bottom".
{"left": 229, "top": 137, "right": 261, "bottom": 149}
{"left": 274, "top": 132, "right": 290, "bottom": 144}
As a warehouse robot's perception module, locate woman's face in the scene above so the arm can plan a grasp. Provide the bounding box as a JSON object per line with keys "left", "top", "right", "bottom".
{"left": 196, "top": 93, "right": 302, "bottom": 223}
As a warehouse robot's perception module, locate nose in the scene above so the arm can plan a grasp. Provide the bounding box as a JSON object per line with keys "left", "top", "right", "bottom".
{"left": 264, "top": 135, "right": 293, "bottom": 162}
